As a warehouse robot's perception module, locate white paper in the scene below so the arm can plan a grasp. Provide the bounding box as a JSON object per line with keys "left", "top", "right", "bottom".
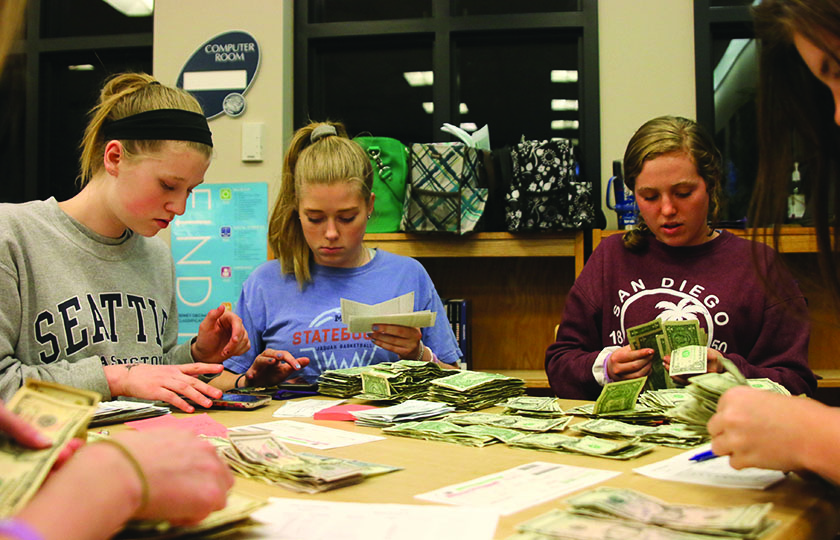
{"left": 229, "top": 420, "right": 385, "bottom": 449}
{"left": 272, "top": 399, "right": 346, "bottom": 418}
{"left": 633, "top": 443, "right": 787, "bottom": 490}
{"left": 415, "top": 461, "right": 620, "bottom": 516}
{"left": 341, "top": 292, "right": 436, "bottom": 333}
{"left": 240, "top": 498, "right": 498, "bottom": 540}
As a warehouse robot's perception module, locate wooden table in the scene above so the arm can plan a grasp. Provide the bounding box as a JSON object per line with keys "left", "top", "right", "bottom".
{"left": 103, "top": 400, "right": 840, "bottom": 539}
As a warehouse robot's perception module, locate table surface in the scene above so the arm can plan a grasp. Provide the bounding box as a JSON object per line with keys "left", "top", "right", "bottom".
{"left": 101, "top": 399, "right": 840, "bottom": 540}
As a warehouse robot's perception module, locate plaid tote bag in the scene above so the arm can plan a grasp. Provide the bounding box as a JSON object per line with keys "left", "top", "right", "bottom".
{"left": 401, "top": 142, "right": 487, "bottom": 234}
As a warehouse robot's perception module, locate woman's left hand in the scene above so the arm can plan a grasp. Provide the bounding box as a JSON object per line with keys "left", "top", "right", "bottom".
{"left": 369, "top": 324, "right": 424, "bottom": 360}
{"left": 191, "top": 305, "right": 251, "bottom": 363}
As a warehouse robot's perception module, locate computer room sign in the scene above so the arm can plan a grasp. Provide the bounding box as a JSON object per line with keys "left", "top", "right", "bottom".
{"left": 177, "top": 30, "right": 260, "bottom": 119}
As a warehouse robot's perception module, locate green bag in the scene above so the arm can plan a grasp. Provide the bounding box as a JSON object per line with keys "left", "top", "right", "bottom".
{"left": 354, "top": 136, "right": 409, "bottom": 233}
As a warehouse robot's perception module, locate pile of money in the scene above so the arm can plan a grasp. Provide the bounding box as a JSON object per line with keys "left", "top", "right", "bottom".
{"left": 119, "top": 491, "right": 267, "bottom": 539}
{"left": 350, "top": 399, "right": 455, "bottom": 427}
{"left": 746, "top": 378, "right": 790, "bottom": 395}
{"left": 207, "top": 431, "right": 369, "bottom": 493}
{"left": 89, "top": 399, "right": 170, "bottom": 427}
{"left": 507, "top": 432, "right": 654, "bottom": 460}
{"left": 426, "top": 370, "right": 525, "bottom": 411}
{"left": 383, "top": 420, "right": 522, "bottom": 447}
{"left": 627, "top": 318, "right": 706, "bottom": 390}
{"left": 512, "top": 486, "right": 777, "bottom": 539}
{"left": 638, "top": 388, "right": 695, "bottom": 411}
{"left": 666, "top": 371, "right": 745, "bottom": 433}
{"left": 594, "top": 377, "right": 647, "bottom": 414}
{"left": 446, "top": 412, "right": 571, "bottom": 433}
{"left": 0, "top": 380, "right": 100, "bottom": 518}
{"left": 355, "top": 360, "right": 448, "bottom": 401}
{"left": 564, "top": 403, "right": 667, "bottom": 425}
{"left": 496, "top": 396, "right": 566, "bottom": 418}
{"left": 317, "top": 366, "right": 375, "bottom": 398}
{"left": 572, "top": 418, "right": 707, "bottom": 448}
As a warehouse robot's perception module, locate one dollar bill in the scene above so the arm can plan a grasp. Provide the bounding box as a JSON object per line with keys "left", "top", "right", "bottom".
{"left": 0, "top": 380, "right": 100, "bottom": 517}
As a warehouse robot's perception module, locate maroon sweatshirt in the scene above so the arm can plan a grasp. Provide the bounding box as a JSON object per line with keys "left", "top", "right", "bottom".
{"left": 546, "top": 231, "right": 816, "bottom": 399}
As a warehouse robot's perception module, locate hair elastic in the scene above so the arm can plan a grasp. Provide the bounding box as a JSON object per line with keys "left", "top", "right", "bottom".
{"left": 102, "top": 109, "right": 213, "bottom": 147}
{"left": 310, "top": 124, "right": 337, "bottom": 143}
{"left": 0, "top": 520, "right": 43, "bottom": 540}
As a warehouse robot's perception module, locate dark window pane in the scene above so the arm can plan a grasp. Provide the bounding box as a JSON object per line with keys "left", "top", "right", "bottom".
{"left": 0, "top": 56, "right": 27, "bottom": 203}
{"left": 308, "top": 37, "right": 433, "bottom": 142}
{"left": 454, "top": 0, "right": 580, "bottom": 16}
{"left": 39, "top": 48, "right": 152, "bottom": 202}
{"left": 40, "top": 0, "right": 152, "bottom": 38}
{"left": 712, "top": 32, "right": 757, "bottom": 224}
{"left": 311, "top": 0, "right": 432, "bottom": 23}
{"left": 456, "top": 31, "right": 580, "bottom": 148}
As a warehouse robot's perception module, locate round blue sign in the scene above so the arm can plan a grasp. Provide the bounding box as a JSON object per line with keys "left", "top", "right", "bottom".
{"left": 177, "top": 30, "right": 260, "bottom": 119}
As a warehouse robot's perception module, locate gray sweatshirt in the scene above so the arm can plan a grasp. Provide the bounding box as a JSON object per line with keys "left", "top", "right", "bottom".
{"left": 0, "top": 198, "right": 192, "bottom": 401}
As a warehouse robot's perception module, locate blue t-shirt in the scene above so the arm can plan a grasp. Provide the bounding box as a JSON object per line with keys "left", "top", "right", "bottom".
{"left": 224, "top": 250, "right": 461, "bottom": 383}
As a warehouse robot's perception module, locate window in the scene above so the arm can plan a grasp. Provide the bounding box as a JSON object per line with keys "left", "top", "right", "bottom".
{"left": 694, "top": 0, "right": 758, "bottom": 226}
{"left": 295, "top": 0, "right": 600, "bottom": 217}
{"left": 2, "top": 0, "right": 153, "bottom": 203}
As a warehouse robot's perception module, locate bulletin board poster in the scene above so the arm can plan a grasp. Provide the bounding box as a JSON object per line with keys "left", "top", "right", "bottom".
{"left": 171, "top": 182, "right": 268, "bottom": 343}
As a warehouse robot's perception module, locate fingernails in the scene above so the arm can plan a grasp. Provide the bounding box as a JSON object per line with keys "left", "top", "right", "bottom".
{"left": 34, "top": 431, "right": 52, "bottom": 447}
{"left": 294, "top": 364, "right": 301, "bottom": 369}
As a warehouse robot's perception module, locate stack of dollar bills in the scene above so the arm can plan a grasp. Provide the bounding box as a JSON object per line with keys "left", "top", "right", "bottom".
{"left": 564, "top": 376, "right": 667, "bottom": 425}
{"left": 638, "top": 387, "right": 696, "bottom": 412}
{"left": 571, "top": 418, "right": 707, "bottom": 448}
{"left": 383, "top": 419, "right": 522, "bottom": 447}
{"left": 89, "top": 399, "right": 170, "bottom": 427}
{"left": 507, "top": 432, "right": 655, "bottom": 460}
{"left": 445, "top": 411, "right": 571, "bottom": 433}
{"left": 118, "top": 491, "right": 267, "bottom": 539}
{"left": 511, "top": 486, "right": 777, "bottom": 539}
{"left": 496, "top": 396, "right": 566, "bottom": 418}
{"left": 628, "top": 318, "right": 707, "bottom": 390}
{"left": 665, "top": 354, "right": 751, "bottom": 433}
{"left": 317, "top": 365, "right": 375, "bottom": 398}
{"left": 355, "top": 360, "right": 448, "bottom": 402}
{"left": 0, "top": 380, "right": 101, "bottom": 518}
{"left": 426, "top": 370, "right": 525, "bottom": 411}
{"left": 350, "top": 399, "right": 455, "bottom": 427}
{"left": 206, "top": 431, "right": 393, "bottom": 493}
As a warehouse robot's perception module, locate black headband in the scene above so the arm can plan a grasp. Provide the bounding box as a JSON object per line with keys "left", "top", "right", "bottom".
{"left": 101, "top": 109, "right": 213, "bottom": 147}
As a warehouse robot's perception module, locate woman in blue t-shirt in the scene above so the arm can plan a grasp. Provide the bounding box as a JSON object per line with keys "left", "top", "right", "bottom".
{"left": 213, "top": 122, "right": 461, "bottom": 389}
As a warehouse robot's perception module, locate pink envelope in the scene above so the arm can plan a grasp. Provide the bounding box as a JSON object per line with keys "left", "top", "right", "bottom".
{"left": 313, "top": 403, "right": 378, "bottom": 421}
{"left": 126, "top": 413, "right": 228, "bottom": 438}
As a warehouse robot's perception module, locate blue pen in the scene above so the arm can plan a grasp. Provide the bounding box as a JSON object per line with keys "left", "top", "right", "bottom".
{"left": 689, "top": 449, "right": 718, "bottom": 462}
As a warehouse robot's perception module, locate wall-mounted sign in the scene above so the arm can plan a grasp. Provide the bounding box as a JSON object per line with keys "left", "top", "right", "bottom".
{"left": 171, "top": 182, "right": 268, "bottom": 342}
{"left": 177, "top": 30, "right": 260, "bottom": 119}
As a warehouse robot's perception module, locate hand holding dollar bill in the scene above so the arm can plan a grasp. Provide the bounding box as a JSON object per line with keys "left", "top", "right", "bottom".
{"left": 341, "top": 292, "right": 436, "bottom": 333}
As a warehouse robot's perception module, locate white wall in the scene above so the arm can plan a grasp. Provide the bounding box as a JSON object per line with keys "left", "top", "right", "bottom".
{"left": 598, "top": 0, "right": 696, "bottom": 228}
{"left": 154, "top": 0, "right": 697, "bottom": 233}
{"left": 153, "top": 0, "right": 293, "bottom": 243}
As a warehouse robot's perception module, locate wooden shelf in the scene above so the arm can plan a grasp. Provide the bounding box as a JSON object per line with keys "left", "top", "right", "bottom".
{"left": 594, "top": 227, "right": 820, "bottom": 253}
{"left": 365, "top": 231, "right": 584, "bottom": 258}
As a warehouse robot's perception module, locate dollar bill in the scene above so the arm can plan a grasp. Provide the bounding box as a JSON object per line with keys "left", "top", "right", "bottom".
{"left": 594, "top": 377, "right": 647, "bottom": 414}
{"left": 0, "top": 380, "right": 100, "bottom": 517}
{"left": 662, "top": 320, "right": 702, "bottom": 350}
{"left": 669, "top": 345, "right": 708, "bottom": 377}
{"left": 564, "top": 486, "right": 777, "bottom": 537}
{"left": 627, "top": 319, "right": 671, "bottom": 390}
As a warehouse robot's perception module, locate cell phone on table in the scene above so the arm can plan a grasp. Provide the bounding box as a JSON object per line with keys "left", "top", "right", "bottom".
{"left": 188, "top": 393, "right": 272, "bottom": 410}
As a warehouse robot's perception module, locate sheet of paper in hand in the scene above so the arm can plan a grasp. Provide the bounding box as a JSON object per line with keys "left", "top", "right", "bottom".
{"left": 341, "top": 292, "right": 436, "bottom": 333}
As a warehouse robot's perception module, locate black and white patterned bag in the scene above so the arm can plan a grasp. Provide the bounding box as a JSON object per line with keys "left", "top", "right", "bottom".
{"left": 504, "top": 139, "right": 598, "bottom": 231}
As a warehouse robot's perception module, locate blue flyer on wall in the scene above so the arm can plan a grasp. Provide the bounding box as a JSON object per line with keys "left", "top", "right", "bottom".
{"left": 171, "top": 182, "right": 268, "bottom": 343}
